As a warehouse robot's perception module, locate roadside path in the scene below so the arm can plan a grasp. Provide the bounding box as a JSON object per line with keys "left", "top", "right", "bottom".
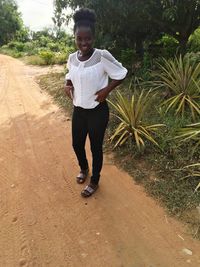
{"left": 0, "top": 54, "right": 200, "bottom": 267}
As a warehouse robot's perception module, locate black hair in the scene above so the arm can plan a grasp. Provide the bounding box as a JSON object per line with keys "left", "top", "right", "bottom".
{"left": 73, "top": 8, "right": 96, "bottom": 35}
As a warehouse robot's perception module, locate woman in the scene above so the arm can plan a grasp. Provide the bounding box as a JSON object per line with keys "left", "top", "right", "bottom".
{"left": 64, "top": 8, "right": 127, "bottom": 197}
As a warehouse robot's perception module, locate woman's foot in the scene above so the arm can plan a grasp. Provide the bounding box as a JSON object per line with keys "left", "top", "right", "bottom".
{"left": 81, "top": 183, "right": 99, "bottom": 197}
{"left": 76, "top": 169, "right": 89, "bottom": 184}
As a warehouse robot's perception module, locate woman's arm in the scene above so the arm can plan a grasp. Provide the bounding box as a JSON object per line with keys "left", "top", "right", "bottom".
{"left": 64, "top": 79, "right": 74, "bottom": 99}
{"left": 95, "top": 79, "right": 124, "bottom": 102}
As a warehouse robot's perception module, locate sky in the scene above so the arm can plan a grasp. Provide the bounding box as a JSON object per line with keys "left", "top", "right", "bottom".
{"left": 16, "top": 0, "right": 65, "bottom": 32}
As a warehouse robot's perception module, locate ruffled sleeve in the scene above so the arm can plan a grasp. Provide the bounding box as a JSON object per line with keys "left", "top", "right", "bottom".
{"left": 101, "top": 50, "right": 128, "bottom": 80}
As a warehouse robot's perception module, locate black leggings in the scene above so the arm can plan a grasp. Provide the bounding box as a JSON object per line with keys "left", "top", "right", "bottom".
{"left": 72, "top": 101, "right": 109, "bottom": 185}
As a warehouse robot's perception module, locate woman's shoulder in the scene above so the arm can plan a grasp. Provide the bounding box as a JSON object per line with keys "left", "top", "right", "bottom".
{"left": 97, "top": 49, "right": 115, "bottom": 62}
{"left": 68, "top": 51, "right": 77, "bottom": 60}
{"left": 67, "top": 51, "right": 79, "bottom": 67}
{"left": 96, "top": 48, "right": 111, "bottom": 56}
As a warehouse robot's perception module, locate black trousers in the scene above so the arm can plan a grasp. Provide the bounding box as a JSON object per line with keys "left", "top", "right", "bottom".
{"left": 72, "top": 101, "right": 109, "bottom": 185}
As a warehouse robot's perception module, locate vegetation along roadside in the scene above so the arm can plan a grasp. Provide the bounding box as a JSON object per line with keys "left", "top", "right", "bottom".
{"left": 37, "top": 58, "right": 200, "bottom": 239}
{"left": 1, "top": 0, "right": 200, "bottom": 240}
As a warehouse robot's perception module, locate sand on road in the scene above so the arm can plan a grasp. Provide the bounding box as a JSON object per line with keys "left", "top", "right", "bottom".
{"left": 0, "top": 54, "right": 200, "bottom": 267}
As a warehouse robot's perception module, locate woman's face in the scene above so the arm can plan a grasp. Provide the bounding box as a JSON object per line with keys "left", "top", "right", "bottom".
{"left": 75, "top": 27, "right": 94, "bottom": 55}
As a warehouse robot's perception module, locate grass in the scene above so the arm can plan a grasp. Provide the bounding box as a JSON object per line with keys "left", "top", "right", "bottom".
{"left": 0, "top": 47, "right": 68, "bottom": 65}
{"left": 38, "top": 71, "right": 200, "bottom": 239}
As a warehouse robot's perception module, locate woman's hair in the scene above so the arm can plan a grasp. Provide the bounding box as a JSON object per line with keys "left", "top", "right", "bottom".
{"left": 73, "top": 8, "right": 96, "bottom": 35}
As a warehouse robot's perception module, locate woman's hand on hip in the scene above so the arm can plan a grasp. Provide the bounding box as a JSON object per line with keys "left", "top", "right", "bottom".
{"left": 64, "top": 85, "right": 73, "bottom": 99}
{"left": 95, "top": 87, "right": 109, "bottom": 102}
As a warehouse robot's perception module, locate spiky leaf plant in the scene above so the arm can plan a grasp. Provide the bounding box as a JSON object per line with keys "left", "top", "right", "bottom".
{"left": 108, "top": 90, "right": 164, "bottom": 151}
{"left": 182, "top": 163, "right": 200, "bottom": 192}
{"left": 175, "top": 122, "right": 200, "bottom": 154}
{"left": 153, "top": 55, "right": 200, "bottom": 120}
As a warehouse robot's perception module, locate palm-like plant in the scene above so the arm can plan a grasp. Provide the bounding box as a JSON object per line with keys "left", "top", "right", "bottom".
{"left": 108, "top": 90, "right": 164, "bottom": 151}
{"left": 175, "top": 122, "right": 200, "bottom": 154}
{"left": 153, "top": 55, "right": 200, "bottom": 120}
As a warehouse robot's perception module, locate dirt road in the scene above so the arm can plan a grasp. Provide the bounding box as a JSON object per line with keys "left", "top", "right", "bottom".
{"left": 0, "top": 54, "right": 200, "bottom": 267}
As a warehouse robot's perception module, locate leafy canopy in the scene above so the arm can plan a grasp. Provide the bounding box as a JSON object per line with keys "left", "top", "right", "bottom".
{"left": 0, "top": 0, "right": 23, "bottom": 45}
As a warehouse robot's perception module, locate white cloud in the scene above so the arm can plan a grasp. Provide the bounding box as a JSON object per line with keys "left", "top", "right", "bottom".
{"left": 16, "top": 0, "right": 55, "bottom": 31}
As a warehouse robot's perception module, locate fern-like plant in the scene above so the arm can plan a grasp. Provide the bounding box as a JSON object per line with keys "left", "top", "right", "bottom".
{"left": 108, "top": 90, "right": 164, "bottom": 151}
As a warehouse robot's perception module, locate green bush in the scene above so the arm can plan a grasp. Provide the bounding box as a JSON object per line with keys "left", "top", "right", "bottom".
{"left": 38, "top": 50, "right": 54, "bottom": 65}
{"left": 0, "top": 45, "right": 23, "bottom": 58}
{"left": 47, "top": 42, "right": 60, "bottom": 52}
{"left": 188, "top": 28, "right": 200, "bottom": 53}
{"left": 152, "top": 55, "right": 200, "bottom": 120}
{"left": 150, "top": 35, "right": 179, "bottom": 58}
{"left": 37, "top": 36, "right": 52, "bottom": 47}
{"left": 7, "top": 41, "right": 25, "bottom": 52}
{"left": 108, "top": 90, "right": 164, "bottom": 151}
{"left": 185, "top": 52, "right": 200, "bottom": 65}
{"left": 23, "top": 42, "right": 39, "bottom": 55}
{"left": 54, "top": 52, "right": 67, "bottom": 64}
{"left": 120, "top": 49, "right": 134, "bottom": 70}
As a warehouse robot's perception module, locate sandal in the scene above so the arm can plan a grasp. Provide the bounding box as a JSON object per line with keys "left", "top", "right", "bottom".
{"left": 81, "top": 183, "right": 99, "bottom": 198}
{"left": 76, "top": 169, "right": 89, "bottom": 184}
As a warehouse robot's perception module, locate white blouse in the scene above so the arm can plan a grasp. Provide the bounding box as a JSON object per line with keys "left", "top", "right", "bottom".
{"left": 65, "top": 48, "right": 128, "bottom": 109}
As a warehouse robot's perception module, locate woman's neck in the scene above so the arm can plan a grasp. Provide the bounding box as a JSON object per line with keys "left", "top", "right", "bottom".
{"left": 78, "top": 48, "right": 94, "bottom": 60}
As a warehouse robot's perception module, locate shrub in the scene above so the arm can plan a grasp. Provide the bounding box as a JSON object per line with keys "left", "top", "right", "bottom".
{"left": 47, "top": 42, "right": 60, "bottom": 52}
{"left": 7, "top": 41, "right": 25, "bottom": 52}
{"left": 185, "top": 52, "right": 200, "bottom": 65}
{"left": 23, "top": 42, "right": 39, "bottom": 55}
{"left": 38, "top": 50, "right": 54, "bottom": 65}
{"left": 108, "top": 90, "right": 164, "bottom": 151}
{"left": 188, "top": 28, "right": 200, "bottom": 53}
{"left": 120, "top": 48, "right": 134, "bottom": 70}
{"left": 54, "top": 52, "right": 67, "bottom": 64}
{"left": 153, "top": 55, "right": 200, "bottom": 120}
{"left": 175, "top": 122, "right": 200, "bottom": 155}
{"left": 181, "top": 163, "right": 200, "bottom": 192}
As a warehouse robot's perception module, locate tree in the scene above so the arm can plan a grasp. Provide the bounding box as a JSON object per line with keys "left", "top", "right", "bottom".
{"left": 0, "top": 0, "right": 23, "bottom": 45}
{"left": 53, "top": 0, "right": 200, "bottom": 55}
{"left": 53, "top": 0, "right": 160, "bottom": 56}
{"left": 52, "top": 0, "right": 66, "bottom": 39}
{"left": 152, "top": 0, "right": 200, "bottom": 53}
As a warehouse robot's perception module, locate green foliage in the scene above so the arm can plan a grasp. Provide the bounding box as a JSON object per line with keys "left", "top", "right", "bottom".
{"left": 185, "top": 52, "right": 200, "bottom": 65}
{"left": 15, "top": 26, "right": 30, "bottom": 43}
{"left": 0, "top": 0, "right": 23, "bottom": 45}
{"left": 119, "top": 49, "right": 134, "bottom": 70}
{"left": 37, "top": 36, "right": 52, "bottom": 48}
{"left": 154, "top": 35, "right": 179, "bottom": 58}
{"left": 181, "top": 163, "right": 200, "bottom": 192}
{"left": 153, "top": 56, "right": 200, "bottom": 119}
{"left": 47, "top": 42, "right": 60, "bottom": 52}
{"left": 188, "top": 28, "right": 200, "bottom": 53}
{"left": 131, "top": 51, "right": 153, "bottom": 81}
{"left": 108, "top": 90, "right": 164, "bottom": 151}
{"left": 52, "top": 0, "right": 66, "bottom": 39}
{"left": 54, "top": 0, "right": 200, "bottom": 57}
{"left": 38, "top": 71, "right": 200, "bottom": 235}
{"left": 175, "top": 122, "right": 200, "bottom": 155}
{"left": 158, "top": 0, "right": 200, "bottom": 52}
{"left": 7, "top": 41, "right": 25, "bottom": 52}
{"left": 38, "top": 50, "right": 54, "bottom": 65}
{"left": 54, "top": 52, "right": 67, "bottom": 64}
